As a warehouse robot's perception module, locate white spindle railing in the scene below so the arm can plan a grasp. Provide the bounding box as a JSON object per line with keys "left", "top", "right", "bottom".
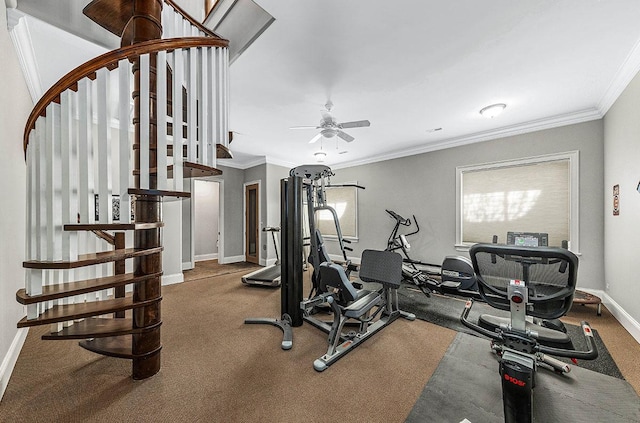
{"left": 23, "top": 30, "right": 229, "bottom": 324}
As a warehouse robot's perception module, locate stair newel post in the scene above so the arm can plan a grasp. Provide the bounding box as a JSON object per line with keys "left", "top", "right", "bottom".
{"left": 127, "top": 0, "right": 164, "bottom": 380}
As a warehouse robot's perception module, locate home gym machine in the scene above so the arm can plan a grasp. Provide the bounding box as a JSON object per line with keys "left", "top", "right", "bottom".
{"left": 245, "top": 165, "right": 415, "bottom": 371}
{"left": 242, "top": 226, "right": 281, "bottom": 287}
{"left": 385, "top": 209, "right": 479, "bottom": 298}
{"left": 460, "top": 243, "right": 598, "bottom": 423}
{"left": 296, "top": 165, "right": 415, "bottom": 371}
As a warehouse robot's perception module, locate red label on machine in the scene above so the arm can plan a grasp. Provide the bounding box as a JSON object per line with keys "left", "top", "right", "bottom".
{"left": 504, "top": 373, "right": 526, "bottom": 387}
{"left": 512, "top": 279, "right": 522, "bottom": 286}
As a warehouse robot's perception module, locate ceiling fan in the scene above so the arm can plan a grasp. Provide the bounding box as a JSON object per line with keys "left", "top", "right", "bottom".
{"left": 289, "top": 101, "right": 370, "bottom": 144}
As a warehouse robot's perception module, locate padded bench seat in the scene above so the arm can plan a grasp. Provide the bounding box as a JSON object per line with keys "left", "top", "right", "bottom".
{"left": 343, "top": 291, "right": 382, "bottom": 318}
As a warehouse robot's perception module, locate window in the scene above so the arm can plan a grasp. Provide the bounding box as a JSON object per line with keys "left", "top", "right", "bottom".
{"left": 456, "top": 151, "right": 579, "bottom": 252}
{"left": 316, "top": 185, "right": 358, "bottom": 240}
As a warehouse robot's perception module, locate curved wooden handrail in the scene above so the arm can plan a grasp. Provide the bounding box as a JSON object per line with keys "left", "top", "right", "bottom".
{"left": 164, "top": 0, "right": 222, "bottom": 39}
{"left": 23, "top": 36, "right": 229, "bottom": 155}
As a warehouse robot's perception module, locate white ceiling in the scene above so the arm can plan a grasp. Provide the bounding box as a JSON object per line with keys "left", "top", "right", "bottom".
{"left": 10, "top": 0, "right": 640, "bottom": 169}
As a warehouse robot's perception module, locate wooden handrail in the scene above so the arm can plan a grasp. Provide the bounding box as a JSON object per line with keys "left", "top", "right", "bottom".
{"left": 164, "top": 0, "right": 222, "bottom": 39}
{"left": 23, "top": 36, "right": 229, "bottom": 156}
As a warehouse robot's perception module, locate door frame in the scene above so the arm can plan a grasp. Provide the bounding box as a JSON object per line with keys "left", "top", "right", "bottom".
{"left": 243, "top": 180, "right": 261, "bottom": 264}
{"left": 184, "top": 178, "right": 224, "bottom": 267}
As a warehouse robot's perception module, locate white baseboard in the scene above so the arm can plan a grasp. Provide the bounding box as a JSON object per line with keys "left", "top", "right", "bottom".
{"left": 328, "top": 253, "right": 360, "bottom": 265}
{"left": 195, "top": 253, "right": 218, "bottom": 262}
{"left": 220, "top": 255, "right": 245, "bottom": 264}
{"left": 1, "top": 328, "right": 28, "bottom": 402}
{"left": 162, "top": 272, "right": 184, "bottom": 286}
{"left": 577, "top": 288, "right": 640, "bottom": 344}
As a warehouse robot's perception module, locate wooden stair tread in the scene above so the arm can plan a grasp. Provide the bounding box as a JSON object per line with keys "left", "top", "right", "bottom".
{"left": 79, "top": 335, "right": 162, "bottom": 359}
{"left": 83, "top": 0, "right": 133, "bottom": 37}
{"left": 170, "top": 162, "right": 222, "bottom": 178}
{"left": 64, "top": 222, "right": 164, "bottom": 231}
{"left": 23, "top": 247, "right": 163, "bottom": 269}
{"left": 16, "top": 272, "right": 162, "bottom": 305}
{"left": 133, "top": 161, "right": 222, "bottom": 178}
{"left": 217, "top": 144, "right": 233, "bottom": 159}
{"left": 128, "top": 188, "right": 190, "bottom": 198}
{"left": 17, "top": 296, "right": 161, "bottom": 328}
{"left": 42, "top": 317, "right": 161, "bottom": 340}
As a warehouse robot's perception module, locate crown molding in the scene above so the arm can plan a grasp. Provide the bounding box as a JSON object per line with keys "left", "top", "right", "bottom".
{"left": 598, "top": 37, "right": 640, "bottom": 114}
{"left": 7, "top": 9, "right": 42, "bottom": 103}
{"left": 332, "top": 108, "right": 602, "bottom": 170}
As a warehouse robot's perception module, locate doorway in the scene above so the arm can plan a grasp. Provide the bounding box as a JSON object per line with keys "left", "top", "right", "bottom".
{"left": 245, "top": 182, "right": 260, "bottom": 264}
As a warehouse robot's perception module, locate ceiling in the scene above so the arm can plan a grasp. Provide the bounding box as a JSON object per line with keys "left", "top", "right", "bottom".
{"left": 9, "top": 0, "right": 640, "bottom": 169}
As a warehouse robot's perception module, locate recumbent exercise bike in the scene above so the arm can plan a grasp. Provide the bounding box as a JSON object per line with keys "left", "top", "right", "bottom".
{"left": 460, "top": 243, "right": 598, "bottom": 423}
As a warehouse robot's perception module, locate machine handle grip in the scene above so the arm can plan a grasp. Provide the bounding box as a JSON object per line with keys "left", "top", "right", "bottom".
{"left": 343, "top": 246, "right": 353, "bottom": 252}
{"left": 537, "top": 321, "right": 598, "bottom": 360}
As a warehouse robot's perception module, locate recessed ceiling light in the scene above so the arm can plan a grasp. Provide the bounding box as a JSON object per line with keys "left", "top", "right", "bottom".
{"left": 479, "top": 103, "right": 506, "bottom": 118}
{"left": 426, "top": 127, "right": 443, "bottom": 133}
{"left": 338, "top": 151, "right": 348, "bottom": 154}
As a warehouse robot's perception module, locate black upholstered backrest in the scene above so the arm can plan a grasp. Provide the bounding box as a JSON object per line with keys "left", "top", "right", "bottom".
{"left": 318, "top": 262, "right": 359, "bottom": 302}
{"left": 358, "top": 249, "right": 403, "bottom": 288}
{"left": 469, "top": 243, "right": 578, "bottom": 319}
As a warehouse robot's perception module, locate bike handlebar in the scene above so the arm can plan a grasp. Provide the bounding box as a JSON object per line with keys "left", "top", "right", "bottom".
{"left": 386, "top": 209, "right": 411, "bottom": 226}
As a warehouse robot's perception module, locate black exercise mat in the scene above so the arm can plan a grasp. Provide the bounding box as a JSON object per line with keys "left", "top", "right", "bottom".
{"left": 406, "top": 332, "right": 640, "bottom": 423}
{"left": 396, "top": 283, "right": 624, "bottom": 379}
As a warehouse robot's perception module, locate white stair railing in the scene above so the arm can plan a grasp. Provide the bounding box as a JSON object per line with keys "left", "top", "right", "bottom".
{"left": 22, "top": 38, "right": 229, "bottom": 322}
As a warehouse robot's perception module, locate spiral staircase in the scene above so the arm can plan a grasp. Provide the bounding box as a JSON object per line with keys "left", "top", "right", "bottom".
{"left": 15, "top": 0, "right": 231, "bottom": 379}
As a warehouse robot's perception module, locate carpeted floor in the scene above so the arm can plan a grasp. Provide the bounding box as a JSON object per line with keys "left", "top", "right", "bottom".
{"left": 2, "top": 261, "right": 639, "bottom": 422}
{"left": 0, "top": 262, "right": 455, "bottom": 423}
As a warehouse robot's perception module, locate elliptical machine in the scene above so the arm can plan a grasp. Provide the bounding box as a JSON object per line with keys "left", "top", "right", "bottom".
{"left": 385, "top": 209, "right": 479, "bottom": 299}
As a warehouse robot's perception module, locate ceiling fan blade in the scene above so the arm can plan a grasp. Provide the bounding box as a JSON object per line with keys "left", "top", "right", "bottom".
{"left": 339, "top": 120, "right": 370, "bottom": 129}
{"left": 290, "top": 125, "right": 318, "bottom": 130}
{"left": 337, "top": 130, "right": 355, "bottom": 142}
{"left": 309, "top": 133, "right": 323, "bottom": 144}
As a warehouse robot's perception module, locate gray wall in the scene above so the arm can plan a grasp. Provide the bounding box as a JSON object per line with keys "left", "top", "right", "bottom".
{"left": 603, "top": 70, "right": 640, "bottom": 327}
{"left": 0, "top": 2, "right": 31, "bottom": 399}
{"left": 265, "top": 164, "right": 290, "bottom": 263}
{"left": 218, "top": 165, "right": 245, "bottom": 259}
{"left": 331, "top": 120, "right": 604, "bottom": 290}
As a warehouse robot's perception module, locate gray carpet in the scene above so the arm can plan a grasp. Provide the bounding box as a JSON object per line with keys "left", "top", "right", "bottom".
{"left": 406, "top": 332, "right": 640, "bottom": 423}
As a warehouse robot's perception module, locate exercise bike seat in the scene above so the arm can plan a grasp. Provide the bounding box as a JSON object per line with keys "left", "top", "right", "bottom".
{"left": 318, "top": 262, "right": 381, "bottom": 318}
{"left": 478, "top": 315, "right": 574, "bottom": 350}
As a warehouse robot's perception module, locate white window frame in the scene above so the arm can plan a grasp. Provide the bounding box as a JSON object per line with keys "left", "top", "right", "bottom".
{"left": 316, "top": 182, "right": 359, "bottom": 242}
{"left": 455, "top": 151, "right": 579, "bottom": 253}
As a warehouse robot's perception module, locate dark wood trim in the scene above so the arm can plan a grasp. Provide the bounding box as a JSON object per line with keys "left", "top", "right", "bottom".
{"left": 128, "top": 188, "right": 190, "bottom": 198}
{"left": 64, "top": 222, "right": 164, "bottom": 231}
{"left": 17, "top": 296, "right": 161, "bottom": 328}
{"left": 23, "top": 37, "right": 229, "bottom": 155}
{"left": 245, "top": 183, "right": 260, "bottom": 265}
{"left": 16, "top": 272, "right": 162, "bottom": 305}
{"left": 92, "top": 229, "right": 116, "bottom": 245}
{"left": 23, "top": 247, "right": 163, "bottom": 269}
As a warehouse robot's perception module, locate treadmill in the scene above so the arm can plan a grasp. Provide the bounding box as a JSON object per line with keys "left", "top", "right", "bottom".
{"left": 242, "top": 226, "right": 281, "bottom": 287}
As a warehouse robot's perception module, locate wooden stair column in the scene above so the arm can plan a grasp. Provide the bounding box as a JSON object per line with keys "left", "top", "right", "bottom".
{"left": 127, "top": 0, "right": 164, "bottom": 380}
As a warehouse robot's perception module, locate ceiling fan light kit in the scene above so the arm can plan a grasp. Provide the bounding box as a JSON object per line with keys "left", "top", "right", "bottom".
{"left": 479, "top": 103, "right": 507, "bottom": 118}
{"left": 291, "top": 101, "right": 370, "bottom": 145}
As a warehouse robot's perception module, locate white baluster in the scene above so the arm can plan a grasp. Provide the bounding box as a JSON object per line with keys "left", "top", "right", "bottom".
{"left": 188, "top": 47, "right": 198, "bottom": 162}
{"left": 140, "top": 54, "right": 150, "bottom": 190}
{"left": 157, "top": 50, "right": 168, "bottom": 190}
{"left": 222, "top": 46, "right": 230, "bottom": 157}
{"left": 200, "top": 47, "right": 210, "bottom": 167}
{"left": 172, "top": 49, "right": 184, "bottom": 191}
{"left": 119, "top": 59, "right": 132, "bottom": 223}
{"left": 96, "top": 67, "right": 112, "bottom": 222}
